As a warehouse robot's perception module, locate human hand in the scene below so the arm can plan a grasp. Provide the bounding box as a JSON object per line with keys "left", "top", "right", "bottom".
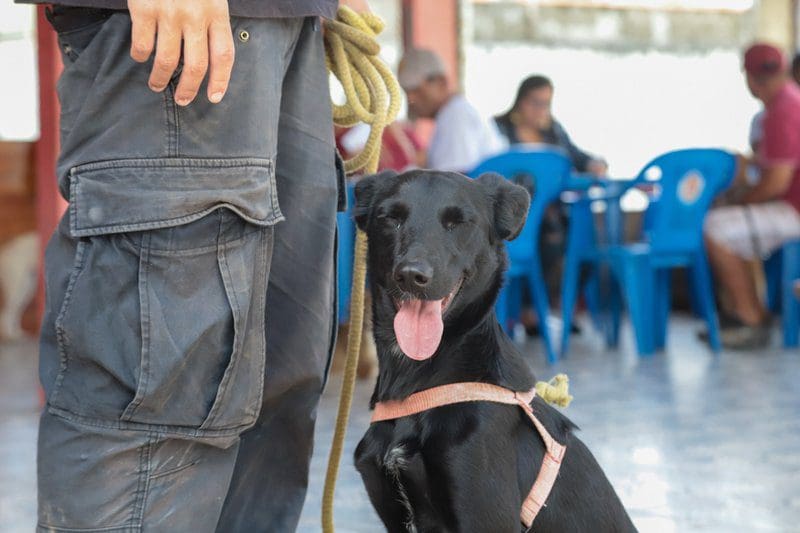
{"left": 733, "top": 153, "right": 752, "bottom": 186}
{"left": 128, "top": 0, "right": 235, "bottom": 106}
{"left": 587, "top": 159, "right": 608, "bottom": 177}
{"left": 339, "top": 0, "right": 371, "bottom": 13}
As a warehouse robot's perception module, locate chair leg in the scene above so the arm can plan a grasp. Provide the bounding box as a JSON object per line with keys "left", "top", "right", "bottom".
{"left": 560, "top": 253, "right": 582, "bottom": 358}
{"left": 781, "top": 241, "right": 800, "bottom": 348}
{"left": 583, "top": 269, "right": 603, "bottom": 332}
{"left": 766, "top": 250, "right": 783, "bottom": 314}
{"left": 616, "top": 255, "right": 655, "bottom": 356}
{"left": 508, "top": 276, "right": 523, "bottom": 330}
{"left": 600, "top": 265, "right": 622, "bottom": 348}
{"left": 495, "top": 280, "right": 511, "bottom": 335}
{"left": 529, "top": 264, "right": 557, "bottom": 363}
{"left": 653, "top": 268, "right": 671, "bottom": 350}
{"left": 691, "top": 253, "right": 721, "bottom": 352}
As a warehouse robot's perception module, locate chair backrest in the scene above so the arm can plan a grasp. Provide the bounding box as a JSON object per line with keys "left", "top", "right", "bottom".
{"left": 470, "top": 145, "right": 573, "bottom": 262}
{"left": 632, "top": 148, "right": 735, "bottom": 253}
{"left": 336, "top": 182, "right": 357, "bottom": 322}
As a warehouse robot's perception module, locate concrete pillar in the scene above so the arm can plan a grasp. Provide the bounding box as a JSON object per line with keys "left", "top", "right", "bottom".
{"left": 401, "top": 0, "right": 460, "bottom": 87}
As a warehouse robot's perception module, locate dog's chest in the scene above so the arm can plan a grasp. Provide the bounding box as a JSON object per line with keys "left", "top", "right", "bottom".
{"left": 382, "top": 443, "right": 418, "bottom": 532}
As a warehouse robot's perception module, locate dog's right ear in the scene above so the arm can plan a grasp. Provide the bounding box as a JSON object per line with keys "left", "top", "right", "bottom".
{"left": 353, "top": 170, "right": 397, "bottom": 231}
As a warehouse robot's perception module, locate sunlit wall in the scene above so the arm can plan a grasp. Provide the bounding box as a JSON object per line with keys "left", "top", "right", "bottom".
{"left": 0, "top": 4, "right": 38, "bottom": 141}
{"left": 463, "top": 0, "right": 766, "bottom": 177}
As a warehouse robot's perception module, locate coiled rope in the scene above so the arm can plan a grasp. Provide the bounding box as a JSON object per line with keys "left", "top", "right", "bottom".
{"left": 322, "top": 7, "right": 400, "bottom": 533}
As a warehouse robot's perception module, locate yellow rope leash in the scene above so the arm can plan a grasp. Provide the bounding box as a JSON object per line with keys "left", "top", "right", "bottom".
{"left": 321, "top": 8, "right": 571, "bottom": 530}
{"left": 322, "top": 7, "right": 400, "bottom": 533}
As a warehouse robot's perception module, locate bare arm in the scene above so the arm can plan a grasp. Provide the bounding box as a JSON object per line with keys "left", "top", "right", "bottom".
{"left": 741, "top": 164, "right": 795, "bottom": 204}
{"left": 732, "top": 153, "right": 752, "bottom": 187}
{"left": 127, "top": 0, "right": 235, "bottom": 106}
{"left": 339, "top": 0, "right": 371, "bottom": 12}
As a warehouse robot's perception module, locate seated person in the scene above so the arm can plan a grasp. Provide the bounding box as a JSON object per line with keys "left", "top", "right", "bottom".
{"left": 494, "top": 74, "right": 606, "bottom": 176}
{"left": 397, "top": 48, "right": 505, "bottom": 172}
{"left": 336, "top": 121, "right": 424, "bottom": 174}
{"left": 494, "top": 75, "right": 607, "bottom": 335}
{"left": 705, "top": 43, "right": 800, "bottom": 349}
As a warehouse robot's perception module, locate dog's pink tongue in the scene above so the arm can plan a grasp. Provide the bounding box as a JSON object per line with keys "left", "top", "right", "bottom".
{"left": 393, "top": 299, "right": 444, "bottom": 361}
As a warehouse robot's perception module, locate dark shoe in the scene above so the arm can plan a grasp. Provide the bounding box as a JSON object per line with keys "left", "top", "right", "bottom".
{"left": 696, "top": 312, "right": 741, "bottom": 343}
{"left": 715, "top": 315, "right": 772, "bottom": 350}
{"left": 720, "top": 322, "right": 772, "bottom": 350}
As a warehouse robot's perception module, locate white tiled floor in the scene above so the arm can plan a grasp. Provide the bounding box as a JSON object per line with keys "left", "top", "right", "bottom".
{"left": 3, "top": 316, "right": 800, "bottom": 532}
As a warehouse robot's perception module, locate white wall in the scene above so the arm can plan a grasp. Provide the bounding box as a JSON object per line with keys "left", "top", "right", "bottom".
{"left": 0, "top": 4, "right": 38, "bottom": 141}
{"left": 464, "top": 44, "right": 760, "bottom": 177}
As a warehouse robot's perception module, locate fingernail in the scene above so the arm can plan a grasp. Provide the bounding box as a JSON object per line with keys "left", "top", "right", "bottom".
{"left": 210, "top": 92, "right": 224, "bottom": 103}
{"left": 175, "top": 96, "right": 191, "bottom": 106}
{"left": 149, "top": 84, "right": 165, "bottom": 92}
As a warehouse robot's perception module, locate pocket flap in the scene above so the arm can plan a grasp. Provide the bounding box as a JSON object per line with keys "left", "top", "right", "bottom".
{"left": 68, "top": 158, "right": 282, "bottom": 237}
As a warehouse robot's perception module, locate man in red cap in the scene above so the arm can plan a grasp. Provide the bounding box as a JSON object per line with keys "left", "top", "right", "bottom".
{"left": 704, "top": 42, "right": 800, "bottom": 349}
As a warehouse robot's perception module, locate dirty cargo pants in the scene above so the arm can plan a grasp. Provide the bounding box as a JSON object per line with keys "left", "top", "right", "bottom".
{"left": 37, "top": 9, "right": 339, "bottom": 532}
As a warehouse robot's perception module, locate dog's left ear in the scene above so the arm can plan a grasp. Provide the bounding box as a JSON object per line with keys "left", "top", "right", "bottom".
{"left": 476, "top": 172, "right": 531, "bottom": 241}
{"left": 353, "top": 170, "right": 397, "bottom": 231}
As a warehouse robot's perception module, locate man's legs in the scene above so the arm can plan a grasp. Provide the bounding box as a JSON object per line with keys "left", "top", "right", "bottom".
{"left": 705, "top": 235, "right": 766, "bottom": 326}
{"left": 38, "top": 10, "right": 312, "bottom": 531}
{"left": 216, "top": 17, "right": 339, "bottom": 532}
{"left": 704, "top": 202, "right": 800, "bottom": 348}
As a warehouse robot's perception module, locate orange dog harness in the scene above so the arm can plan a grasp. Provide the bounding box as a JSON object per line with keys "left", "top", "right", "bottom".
{"left": 371, "top": 382, "right": 566, "bottom": 529}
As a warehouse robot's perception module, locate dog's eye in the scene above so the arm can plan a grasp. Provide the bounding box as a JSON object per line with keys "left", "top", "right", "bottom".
{"left": 441, "top": 207, "right": 465, "bottom": 231}
{"left": 378, "top": 215, "right": 401, "bottom": 230}
{"left": 443, "top": 220, "right": 461, "bottom": 231}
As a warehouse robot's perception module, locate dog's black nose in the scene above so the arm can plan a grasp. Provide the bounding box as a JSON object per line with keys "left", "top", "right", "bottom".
{"left": 394, "top": 260, "right": 433, "bottom": 290}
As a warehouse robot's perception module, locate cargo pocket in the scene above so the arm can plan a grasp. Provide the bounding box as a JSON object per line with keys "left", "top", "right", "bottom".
{"left": 49, "top": 157, "right": 279, "bottom": 438}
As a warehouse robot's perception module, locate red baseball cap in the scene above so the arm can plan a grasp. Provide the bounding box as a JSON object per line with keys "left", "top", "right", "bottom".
{"left": 743, "top": 43, "right": 786, "bottom": 75}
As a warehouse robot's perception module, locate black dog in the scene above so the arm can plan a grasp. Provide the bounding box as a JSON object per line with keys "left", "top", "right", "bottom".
{"left": 353, "top": 170, "right": 636, "bottom": 533}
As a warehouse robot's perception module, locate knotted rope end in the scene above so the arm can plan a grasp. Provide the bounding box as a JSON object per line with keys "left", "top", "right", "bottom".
{"left": 535, "top": 374, "right": 573, "bottom": 408}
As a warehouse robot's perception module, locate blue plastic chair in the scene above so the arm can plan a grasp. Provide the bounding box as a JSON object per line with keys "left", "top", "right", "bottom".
{"left": 779, "top": 239, "right": 800, "bottom": 347}
{"left": 560, "top": 178, "right": 632, "bottom": 356}
{"left": 562, "top": 149, "right": 736, "bottom": 355}
{"left": 759, "top": 239, "right": 800, "bottom": 348}
{"left": 336, "top": 183, "right": 357, "bottom": 323}
{"left": 470, "top": 146, "right": 574, "bottom": 363}
{"left": 603, "top": 148, "right": 736, "bottom": 355}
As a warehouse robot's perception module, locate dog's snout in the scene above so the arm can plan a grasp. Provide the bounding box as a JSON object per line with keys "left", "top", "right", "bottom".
{"left": 394, "top": 260, "right": 433, "bottom": 290}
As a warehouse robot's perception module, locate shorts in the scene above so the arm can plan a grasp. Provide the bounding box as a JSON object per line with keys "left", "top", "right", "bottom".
{"left": 704, "top": 201, "right": 800, "bottom": 260}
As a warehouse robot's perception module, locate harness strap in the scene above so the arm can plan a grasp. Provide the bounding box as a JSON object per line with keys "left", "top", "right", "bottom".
{"left": 371, "top": 382, "right": 566, "bottom": 529}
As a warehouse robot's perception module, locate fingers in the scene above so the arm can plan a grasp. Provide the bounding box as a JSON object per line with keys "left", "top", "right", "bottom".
{"left": 148, "top": 20, "right": 181, "bottom": 93}
{"left": 206, "top": 19, "right": 235, "bottom": 103}
{"left": 129, "top": 5, "right": 156, "bottom": 63}
{"left": 174, "top": 26, "right": 209, "bottom": 106}
{"left": 128, "top": 0, "right": 233, "bottom": 105}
